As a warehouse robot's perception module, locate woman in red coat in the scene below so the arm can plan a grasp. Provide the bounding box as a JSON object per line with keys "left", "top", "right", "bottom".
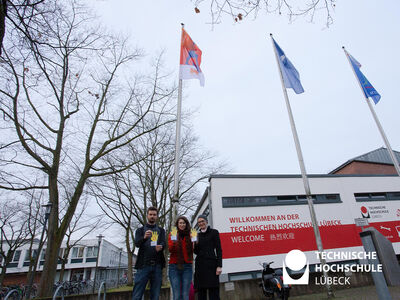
{"left": 168, "top": 216, "right": 194, "bottom": 300}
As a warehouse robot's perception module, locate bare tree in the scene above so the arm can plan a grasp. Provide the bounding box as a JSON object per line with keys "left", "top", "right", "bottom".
{"left": 128, "top": 118, "right": 225, "bottom": 227}
{"left": 0, "top": 1, "right": 176, "bottom": 296}
{"left": 91, "top": 115, "right": 226, "bottom": 285}
{"left": 22, "top": 189, "right": 45, "bottom": 290}
{"left": 58, "top": 197, "right": 104, "bottom": 282}
{"left": 0, "top": 1, "right": 47, "bottom": 55}
{"left": 0, "top": 199, "right": 29, "bottom": 287}
{"left": 90, "top": 173, "right": 138, "bottom": 286}
{"left": 192, "top": 0, "right": 336, "bottom": 27}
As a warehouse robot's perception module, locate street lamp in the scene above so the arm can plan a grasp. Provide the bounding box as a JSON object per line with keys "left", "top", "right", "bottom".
{"left": 25, "top": 201, "right": 52, "bottom": 299}
{"left": 44, "top": 202, "right": 52, "bottom": 219}
{"left": 117, "top": 248, "right": 122, "bottom": 287}
{"left": 92, "top": 234, "right": 104, "bottom": 293}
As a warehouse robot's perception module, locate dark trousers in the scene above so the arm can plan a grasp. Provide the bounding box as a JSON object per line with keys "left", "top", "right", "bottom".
{"left": 197, "top": 287, "right": 220, "bottom": 300}
{"left": 132, "top": 265, "right": 162, "bottom": 300}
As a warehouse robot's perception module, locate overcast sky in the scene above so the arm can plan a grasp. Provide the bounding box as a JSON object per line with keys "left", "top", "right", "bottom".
{"left": 93, "top": 0, "right": 400, "bottom": 176}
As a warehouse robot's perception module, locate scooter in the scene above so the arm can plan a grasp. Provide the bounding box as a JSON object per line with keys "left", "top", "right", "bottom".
{"left": 260, "top": 261, "right": 290, "bottom": 300}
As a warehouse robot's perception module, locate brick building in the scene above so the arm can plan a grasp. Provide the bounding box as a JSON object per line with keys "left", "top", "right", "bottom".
{"left": 330, "top": 147, "right": 400, "bottom": 175}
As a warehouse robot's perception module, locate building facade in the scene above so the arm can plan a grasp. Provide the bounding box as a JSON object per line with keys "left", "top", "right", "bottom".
{"left": 192, "top": 148, "right": 400, "bottom": 282}
{"left": 1, "top": 238, "right": 128, "bottom": 286}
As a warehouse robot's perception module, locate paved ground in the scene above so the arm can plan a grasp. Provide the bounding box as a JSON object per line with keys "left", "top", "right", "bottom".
{"left": 290, "top": 285, "right": 400, "bottom": 300}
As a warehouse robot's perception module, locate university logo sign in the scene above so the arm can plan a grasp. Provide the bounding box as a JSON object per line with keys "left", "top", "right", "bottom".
{"left": 361, "top": 206, "right": 370, "bottom": 218}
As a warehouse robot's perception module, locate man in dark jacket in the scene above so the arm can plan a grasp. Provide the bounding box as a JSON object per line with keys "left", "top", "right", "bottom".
{"left": 132, "top": 207, "right": 166, "bottom": 300}
{"left": 194, "top": 214, "right": 222, "bottom": 300}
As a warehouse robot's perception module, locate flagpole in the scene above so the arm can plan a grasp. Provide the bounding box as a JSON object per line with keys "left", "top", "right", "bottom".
{"left": 366, "top": 100, "right": 400, "bottom": 176}
{"left": 172, "top": 24, "right": 185, "bottom": 225}
{"left": 342, "top": 47, "right": 400, "bottom": 176}
{"left": 270, "top": 34, "right": 333, "bottom": 298}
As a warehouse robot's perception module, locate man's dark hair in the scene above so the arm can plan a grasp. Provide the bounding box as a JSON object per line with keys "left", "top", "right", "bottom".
{"left": 147, "top": 206, "right": 158, "bottom": 214}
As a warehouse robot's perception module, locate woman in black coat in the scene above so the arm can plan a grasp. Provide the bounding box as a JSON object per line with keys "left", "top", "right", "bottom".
{"left": 194, "top": 215, "right": 223, "bottom": 300}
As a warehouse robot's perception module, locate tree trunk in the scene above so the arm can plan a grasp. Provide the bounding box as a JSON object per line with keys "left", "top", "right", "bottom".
{"left": 38, "top": 174, "right": 87, "bottom": 297}
{"left": 59, "top": 249, "right": 70, "bottom": 282}
{"left": 0, "top": 264, "right": 7, "bottom": 287}
{"left": 38, "top": 235, "right": 61, "bottom": 296}
{"left": 0, "top": 253, "right": 12, "bottom": 287}
{"left": 25, "top": 245, "right": 35, "bottom": 284}
{"left": 58, "top": 260, "right": 66, "bottom": 282}
{"left": 125, "top": 227, "right": 133, "bottom": 286}
{"left": 0, "top": 0, "right": 6, "bottom": 55}
{"left": 38, "top": 175, "right": 62, "bottom": 297}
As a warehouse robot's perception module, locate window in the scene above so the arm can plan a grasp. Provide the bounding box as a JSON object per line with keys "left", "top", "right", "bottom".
{"left": 228, "top": 271, "right": 259, "bottom": 281}
{"left": 296, "top": 195, "right": 316, "bottom": 202}
{"left": 24, "top": 249, "right": 38, "bottom": 262}
{"left": 71, "top": 247, "right": 84, "bottom": 258}
{"left": 276, "top": 195, "right": 297, "bottom": 203}
{"left": 222, "top": 196, "right": 272, "bottom": 207}
{"left": 222, "top": 194, "right": 341, "bottom": 208}
{"left": 202, "top": 205, "right": 210, "bottom": 218}
{"left": 70, "top": 269, "right": 84, "bottom": 281}
{"left": 109, "top": 250, "right": 117, "bottom": 265}
{"left": 86, "top": 246, "right": 98, "bottom": 258}
{"left": 85, "top": 269, "right": 92, "bottom": 280}
{"left": 388, "top": 192, "right": 400, "bottom": 199}
{"left": 57, "top": 248, "right": 66, "bottom": 264}
{"left": 354, "top": 192, "right": 400, "bottom": 202}
{"left": 40, "top": 248, "right": 46, "bottom": 260}
{"left": 12, "top": 250, "right": 21, "bottom": 262}
{"left": 58, "top": 248, "right": 64, "bottom": 258}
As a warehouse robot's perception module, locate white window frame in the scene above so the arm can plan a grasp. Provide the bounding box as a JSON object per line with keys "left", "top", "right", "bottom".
{"left": 71, "top": 247, "right": 84, "bottom": 258}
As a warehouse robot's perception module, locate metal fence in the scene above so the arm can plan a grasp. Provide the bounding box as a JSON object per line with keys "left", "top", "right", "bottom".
{"left": 51, "top": 277, "right": 127, "bottom": 297}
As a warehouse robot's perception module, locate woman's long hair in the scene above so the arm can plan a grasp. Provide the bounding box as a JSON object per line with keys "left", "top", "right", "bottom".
{"left": 175, "top": 216, "right": 191, "bottom": 236}
{"left": 175, "top": 216, "right": 193, "bottom": 265}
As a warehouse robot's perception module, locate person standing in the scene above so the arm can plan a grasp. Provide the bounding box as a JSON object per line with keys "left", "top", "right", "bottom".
{"left": 168, "top": 216, "right": 194, "bottom": 300}
{"left": 194, "top": 215, "right": 222, "bottom": 300}
{"left": 132, "top": 207, "right": 166, "bottom": 300}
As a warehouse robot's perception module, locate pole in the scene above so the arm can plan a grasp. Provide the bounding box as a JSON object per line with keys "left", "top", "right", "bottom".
{"left": 366, "top": 99, "right": 400, "bottom": 175}
{"left": 343, "top": 47, "right": 400, "bottom": 177}
{"left": 172, "top": 23, "right": 185, "bottom": 225}
{"left": 117, "top": 248, "right": 122, "bottom": 287}
{"left": 92, "top": 235, "right": 103, "bottom": 293}
{"left": 270, "top": 34, "right": 333, "bottom": 298}
{"left": 360, "top": 231, "right": 392, "bottom": 300}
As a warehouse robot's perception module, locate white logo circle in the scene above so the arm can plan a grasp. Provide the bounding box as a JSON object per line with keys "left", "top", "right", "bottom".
{"left": 285, "top": 249, "right": 307, "bottom": 271}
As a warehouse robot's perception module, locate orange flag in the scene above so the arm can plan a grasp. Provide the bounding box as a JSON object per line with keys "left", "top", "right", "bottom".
{"left": 179, "top": 28, "right": 204, "bottom": 86}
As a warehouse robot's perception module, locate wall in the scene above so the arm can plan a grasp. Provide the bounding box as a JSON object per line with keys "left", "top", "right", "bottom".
{"left": 221, "top": 271, "right": 374, "bottom": 300}
{"left": 37, "top": 287, "right": 170, "bottom": 300}
{"left": 35, "top": 271, "right": 374, "bottom": 300}
{"left": 2, "top": 273, "right": 41, "bottom": 286}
